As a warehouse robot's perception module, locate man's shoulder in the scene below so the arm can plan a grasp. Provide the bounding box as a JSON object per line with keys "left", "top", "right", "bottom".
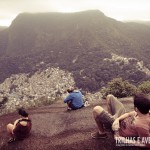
{"left": 134, "top": 115, "right": 150, "bottom": 130}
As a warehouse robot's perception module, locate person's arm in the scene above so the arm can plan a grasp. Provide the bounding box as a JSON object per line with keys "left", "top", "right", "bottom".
{"left": 112, "top": 111, "right": 135, "bottom": 131}
{"left": 114, "top": 125, "right": 147, "bottom": 147}
{"left": 64, "top": 94, "right": 72, "bottom": 103}
{"left": 13, "top": 119, "right": 19, "bottom": 126}
{"left": 11, "top": 119, "right": 21, "bottom": 133}
{"left": 113, "top": 112, "right": 150, "bottom": 148}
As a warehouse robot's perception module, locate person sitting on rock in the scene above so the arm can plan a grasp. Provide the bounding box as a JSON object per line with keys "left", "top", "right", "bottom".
{"left": 64, "top": 87, "right": 84, "bottom": 110}
{"left": 7, "top": 108, "right": 32, "bottom": 143}
{"left": 91, "top": 94, "right": 150, "bottom": 148}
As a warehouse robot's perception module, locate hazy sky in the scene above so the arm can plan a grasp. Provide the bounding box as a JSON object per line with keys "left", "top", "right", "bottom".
{"left": 0, "top": 0, "right": 150, "bottom": 26}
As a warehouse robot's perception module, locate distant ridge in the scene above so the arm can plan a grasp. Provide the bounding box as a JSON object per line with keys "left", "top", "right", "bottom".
{"left": 124, "top": 20, "right": 150, "bottom": 26}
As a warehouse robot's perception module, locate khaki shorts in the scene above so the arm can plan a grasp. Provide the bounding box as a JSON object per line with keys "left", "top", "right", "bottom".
{"left": 96, "top": 110, "right": 115, "bottom": 132}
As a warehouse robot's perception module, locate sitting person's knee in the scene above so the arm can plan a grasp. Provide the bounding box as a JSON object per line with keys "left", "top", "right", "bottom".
{"left": 93, "top": 106, "right": 104, "bottom": 115}
{"left": 106, "top": 94, "right": 117, "bottom": 104}
{"left": 7, "top": 123, "right": 13, "bottom": 129}
{"left": 7, "top": 123, "right": 14, "bottom": 133}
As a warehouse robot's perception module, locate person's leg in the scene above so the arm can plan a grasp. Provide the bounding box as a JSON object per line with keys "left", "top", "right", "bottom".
{"left": 93, "top": 106, "right": 105, "bottom": 134}
{"left": 106, "top": 95, "right": 126, "bottom": 119}
{"left": 92, "top": 105, "right": 115, "bottom": 139}
{"left": 7, "top": 123, "right": 14, "bottom": 136}
{"left": 7, "top": 123, "right": 16, "bottom": 143}
{"left": 67, "top": 101, "right": 77, "bottom": 110}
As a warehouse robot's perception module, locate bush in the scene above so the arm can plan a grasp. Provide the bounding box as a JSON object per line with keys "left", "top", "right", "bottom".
{"left": 138, "top": 81, "right": 150, "bottom": 94}
{"left": 101, "top": 78, "right": 137, "bottom": 98}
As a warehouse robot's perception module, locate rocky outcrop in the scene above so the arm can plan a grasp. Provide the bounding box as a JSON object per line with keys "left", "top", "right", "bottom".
{"left": 104, "top": 53, "right": 150, "bottom": 76}
{"left": 0, "top": 65, "right": 104, "bottom": 116}
{"left": 0, "top": 67, "right": 75, "bottom": 115}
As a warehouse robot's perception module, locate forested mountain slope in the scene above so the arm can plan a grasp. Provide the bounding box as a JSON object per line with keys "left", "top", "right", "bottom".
{"left": 0, "top": 10, "right": 150, "bottom": 91}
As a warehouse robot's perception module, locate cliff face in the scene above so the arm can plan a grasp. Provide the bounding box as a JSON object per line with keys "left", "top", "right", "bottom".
{"left": 0, "top": 10, "right": 150, "bottom": 91}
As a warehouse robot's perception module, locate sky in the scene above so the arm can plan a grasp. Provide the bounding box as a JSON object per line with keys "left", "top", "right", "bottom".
{"left": 0, "top": 0, "right": 150, "bottom": 26}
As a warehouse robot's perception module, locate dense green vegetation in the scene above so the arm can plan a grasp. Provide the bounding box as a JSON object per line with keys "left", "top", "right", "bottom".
{"left": 138, "top": 81, "right": 150, "bottom": 94}
{"left": 101, "top": 78, "right": 150, "bottom": 98}
{"left": 101, "top": 78, "right": 137, "bottom": 98}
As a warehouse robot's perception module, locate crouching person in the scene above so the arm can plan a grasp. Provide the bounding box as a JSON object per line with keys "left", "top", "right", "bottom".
{"left": 7, "top": 108, "right": 32, "bottom": 143}
{"left": 91, "top": 94, "right": 150, "bottom": 148}
{"left": 64, "top": 87, "right": 84, "bottom": 110}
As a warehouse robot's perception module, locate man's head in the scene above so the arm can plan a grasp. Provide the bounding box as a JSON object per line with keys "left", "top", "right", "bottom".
{"left": 18, "top": 108, "right": 28, "bottom": 117}
{"left": 67, "top": 87, "right": 74, "bottom": 93}
{"left": 134, "top": 93, "right": 150, "bottom": 114}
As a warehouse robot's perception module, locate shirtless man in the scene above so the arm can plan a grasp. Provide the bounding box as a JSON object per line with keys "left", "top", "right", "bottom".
{"left": 91, "top": 94, "right": 150, "bottom": 148}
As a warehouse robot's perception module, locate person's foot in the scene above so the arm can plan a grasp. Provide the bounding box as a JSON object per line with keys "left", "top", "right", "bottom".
{"left": 67, "top": 107, "right": 72, "bottom": 111}
{"left": 91, "top": 132, "right": 107, "bottom": 139}
{"left": 84, "top": 101, "right": 90, "bottom": 107}
{"left": 8, "top": 137, "right": 16, "bottom": 143}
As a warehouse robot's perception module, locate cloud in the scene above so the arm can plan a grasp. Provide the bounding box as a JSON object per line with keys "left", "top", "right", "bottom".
{"left": 0, "top": 0, "right": 150, "bottom": 26}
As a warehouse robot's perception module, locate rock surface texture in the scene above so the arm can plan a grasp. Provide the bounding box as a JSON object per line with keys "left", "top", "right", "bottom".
{"left": 0, "top": 97, "right": 141, "bottom": 150}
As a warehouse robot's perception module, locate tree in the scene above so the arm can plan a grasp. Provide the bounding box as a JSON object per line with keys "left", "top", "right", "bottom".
{"left": 101, "top": 78, "right": 137, "bottom": 98}
{"left": 138, "top": 81, "right": 150, "bottom": 94}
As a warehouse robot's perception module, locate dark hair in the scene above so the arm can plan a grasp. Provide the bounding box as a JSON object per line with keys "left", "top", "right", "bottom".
{"left": 134, "top": 93, "right": 150, "bottom": 114}
{"left": 18, "top": 108, "right": 28, "bottom": 117}
{"left": 67, "top": 88, "right": 74, "bottom": 93}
